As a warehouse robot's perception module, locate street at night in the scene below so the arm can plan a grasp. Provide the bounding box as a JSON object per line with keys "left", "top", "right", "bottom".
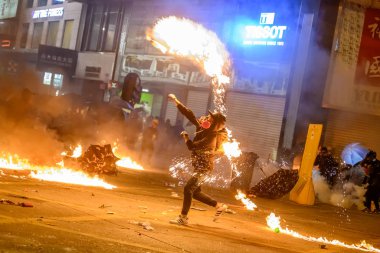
{"left": 1, "top": 0, "right": 380, "bottom": 252}
{"left": 0, "top": 168, "right": 379, "bottom": 253}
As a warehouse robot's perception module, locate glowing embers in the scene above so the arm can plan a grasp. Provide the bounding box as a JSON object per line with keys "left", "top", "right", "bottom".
{"left": 266, "top": 213, "right": 380, "bottom": 253}
{"left": 235, "top": 190, "right": 257, "bottom": 210}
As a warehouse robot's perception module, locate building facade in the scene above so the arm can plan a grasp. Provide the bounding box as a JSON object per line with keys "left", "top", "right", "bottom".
{"left": 66, "top": 0, "right": 312, "bottom": 158}
{"left": 7, "top": 0, "right": 375, "bottom": 160}
{"left": 0, "top": 0, "right": 83, "bottom": 95}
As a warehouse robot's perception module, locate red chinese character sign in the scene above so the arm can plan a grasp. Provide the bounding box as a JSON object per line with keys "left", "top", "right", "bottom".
{"left": 323, "top": 7, "right": 380, "bottom": 116}
{"left": 355, "top": 8, "right": 380, "bottom": 86}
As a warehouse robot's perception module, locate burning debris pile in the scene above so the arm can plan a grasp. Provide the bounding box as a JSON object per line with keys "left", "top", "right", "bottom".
{"left": 75, "top": 144, "right": 118, "bottom": 175}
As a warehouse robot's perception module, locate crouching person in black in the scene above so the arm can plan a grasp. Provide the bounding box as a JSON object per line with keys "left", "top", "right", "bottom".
{"left": 361, "top": 151, "right": 380, "bottom": 213}
{"left": 167, "top": 94, "right": 228, "bottom": 225}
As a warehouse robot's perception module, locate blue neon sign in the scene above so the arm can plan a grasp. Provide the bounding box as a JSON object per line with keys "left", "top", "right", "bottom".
{"left": 243, "top": 13, "right": 288, "bottom": 46}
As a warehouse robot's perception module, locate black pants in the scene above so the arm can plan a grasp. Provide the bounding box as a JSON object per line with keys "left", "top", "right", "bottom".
{"left": 364, "top": 186, "right": 380, "bottom": 210}
{"left": 181, "top": 172, "right": 217, "bottom": 216}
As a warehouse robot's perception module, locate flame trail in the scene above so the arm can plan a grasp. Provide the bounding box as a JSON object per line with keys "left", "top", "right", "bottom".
{"left": 266, "top": 213, "right": 380, "bottom": 253}
{"left": 235, "top": 189, "right": 257, "bottom": 210}
{"left": 147, "top": 16, "right": 231, "bottom": 114}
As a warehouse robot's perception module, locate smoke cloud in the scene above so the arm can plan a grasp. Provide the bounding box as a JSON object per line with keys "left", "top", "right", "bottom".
{"left": 0, "top": 72, "right": 128, "bottom": 165}
{"left": 312, "top": 170, "right": 366, "bottom": 210}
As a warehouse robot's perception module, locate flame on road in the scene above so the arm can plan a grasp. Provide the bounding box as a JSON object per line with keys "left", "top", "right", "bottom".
{"left": 266, "top": 213, "right": 380, "bottom": 253}
{"left": 235, "top": 190, "right": 257, "bottom": 210}
{"left": 30, "top": 167, "right": 116, "bottom": 190}
{"left": 112, "top": 145, "right": 144, "bottom": 171}
{"left": 0, "top": 153, "right": 30, "bottom": 170}
{"left": 116, "top": 157, "right": 144, "bottom": 171}
{"left": 0, "top": 153, "right": 116, "bottom": 189}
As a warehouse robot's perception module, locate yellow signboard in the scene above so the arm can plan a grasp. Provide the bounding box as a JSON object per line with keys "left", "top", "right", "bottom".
{"left": 289, "top": 124, "right": 323, "bottom": 205}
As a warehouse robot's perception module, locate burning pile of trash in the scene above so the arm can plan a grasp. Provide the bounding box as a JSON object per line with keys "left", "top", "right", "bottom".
{"left": 63, "top": 144, "right": 119, "bottom": 175}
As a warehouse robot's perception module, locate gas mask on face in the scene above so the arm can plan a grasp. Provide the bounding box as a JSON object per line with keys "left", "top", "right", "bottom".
{"left": 201, "top": 120, "right": 211, "bottom": 129}
{"left": 199, "top": 116, "right": 211, "bottom": 129}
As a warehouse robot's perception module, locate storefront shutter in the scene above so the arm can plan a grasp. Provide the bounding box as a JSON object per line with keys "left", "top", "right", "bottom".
{"left": 186, "top": 90, "right": 210, "bottom": 119}
{"left": 183, "top": 89, "right": 210, "bottom": 136}
{"left": 324, "top": 110, "right": 380, "bottom": 155}
{"left": 225, "top": 92, "right": 286, "bottom": 159}
{"left": 165, "top": 102, "right": 178, "bottom": 124}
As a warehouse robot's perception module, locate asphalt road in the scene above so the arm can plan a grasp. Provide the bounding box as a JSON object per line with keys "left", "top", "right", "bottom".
{"left": 0, "top": 168, "right": 379, "bottom": 253}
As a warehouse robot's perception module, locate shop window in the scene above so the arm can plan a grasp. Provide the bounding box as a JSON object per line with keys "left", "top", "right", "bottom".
{"left": 31, "top": 22, "right": 43, "bottom": 49}
{"left": 46, "top": 21, "right": 59, "bottom": 46}
{"left": 53, "top": 74, "right": 63, "bottom": 89}
{"left": 104, "top": 5, "right": 119, "bottom": 51}
{"left": 37, "top": 0, "right": 47, "bottom": 7}
{"left": 62, "top": 20, "right": 74, "bottom": 49}
{"left": 88, "top": 5, "right": 104, "bottom": 51}
{"left": 20, "top": 23, "right": 29, "bottom": 48}
{"left": 52, "top": 0, "right": 64, "bottom": 5}
{"left": 82, "top": 2, "right": 122, "bottom": 52}
{"left": 43, "top": 72, "right": 52, "bottom": 85}
{"left": 26, "top": 0, "right": 34, "bottom": 8}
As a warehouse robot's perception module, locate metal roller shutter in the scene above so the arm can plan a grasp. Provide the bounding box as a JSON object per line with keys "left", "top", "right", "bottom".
{"left": 165, "top": 102, "right": 178, "bottom": 124}
{"left": 324, "top": 110, "right": 380, "bottom": 154}
{"left": 225, "top": 92, "right": 286, "bottom": 159}
{"left": 183, "top": 89, "right": 210, "bottom": 136}
{"left": 186, "top": 90, "right": 210, "bottom": 119}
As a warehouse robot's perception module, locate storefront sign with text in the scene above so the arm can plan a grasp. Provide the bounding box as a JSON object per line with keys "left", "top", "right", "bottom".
{"left": 243, "top": 13, "right": 287, "bottom": 46}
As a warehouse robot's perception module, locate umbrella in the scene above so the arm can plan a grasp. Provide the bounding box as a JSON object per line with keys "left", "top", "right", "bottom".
{"left": 249, "top": 169, "right": 299, "bottom": 199}
{"left": 341, "top": 143, "right": 369, "bottom": 166}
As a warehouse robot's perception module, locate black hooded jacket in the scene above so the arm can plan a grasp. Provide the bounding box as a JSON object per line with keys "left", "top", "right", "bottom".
{"left": 177, "top": 103, "right": 227, "bottom": 172}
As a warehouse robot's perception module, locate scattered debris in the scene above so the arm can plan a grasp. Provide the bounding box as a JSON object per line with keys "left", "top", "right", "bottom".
{"left": 171, "top": 192, "right": 179, "bottom": 198}
{"left": 0, "top": 199, "right": 15, "bottom": 205}
{"left": 0, "top": 199, "right": 33, "bottom": 207}
{"left": 320, "top": 244, "right": 327, "bottom": 249}
{"left": 19, "top": 202, "right": 33, "bottom": 207}
{"left": 139, "top": 221, "right": 154, "bottom": 231}
{"left": 165, "top": 182, "right": 176, "bottom": 188}
{"left": 191, "top": 207, "right": 206, "bottom": 211}
{"left": 129, "top": 220, "right": 155, "bottom": 231}
{"left": 106, "top": 211, "right": 114, "bottom": 214}
{"left": 7, "top": 194, "right": 28, "bottom": 199}
{"left": 225, "top": 209, "right": 236, "bottom": 214}
{"left": 98, "top": 204, "right": 112, "bottom": 208}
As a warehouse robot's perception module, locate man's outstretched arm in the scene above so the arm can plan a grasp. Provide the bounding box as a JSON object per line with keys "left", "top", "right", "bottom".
{"left": 168, "top": 94, "right": 200, "bottom": 128}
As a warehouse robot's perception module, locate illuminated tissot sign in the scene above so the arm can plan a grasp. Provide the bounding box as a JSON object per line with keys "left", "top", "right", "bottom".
{"left": 243, "top": 13, "right": 288, "bottom": 46}
{"left": 32, "top": 7, "right": 64, "bottom": 19}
